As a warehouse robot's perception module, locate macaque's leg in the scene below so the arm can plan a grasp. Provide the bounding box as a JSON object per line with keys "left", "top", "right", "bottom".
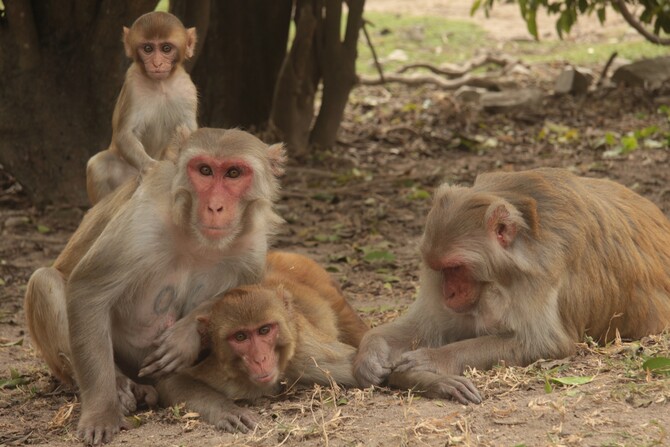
{"left": 157, "top": 374, "right": 258, "bottom": 433}
{"left": 86, "top": 150, "right": 138, "bottom": 204}
{"left": 24, "top": 267, "right": 74, "bottom": 384}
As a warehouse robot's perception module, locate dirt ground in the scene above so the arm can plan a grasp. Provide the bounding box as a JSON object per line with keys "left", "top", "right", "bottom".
{"left": 2, "top": 1, "right": 670, "bottom": 446}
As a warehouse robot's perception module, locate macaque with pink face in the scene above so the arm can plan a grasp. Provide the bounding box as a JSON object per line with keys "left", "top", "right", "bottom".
{"left": 354, "top": 168, "right": 670, "bottom": 404}
{"left": 86, "top": 11, "right": 198, "bottom": 204}
{"left": 157, "top": 251, "right": 369, "bottom": 432}
{"left": 25, "top": 128, "right": 286, "bottom": 445}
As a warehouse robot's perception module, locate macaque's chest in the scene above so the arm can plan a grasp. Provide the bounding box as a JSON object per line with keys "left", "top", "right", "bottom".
{"left": 133, "top": 82, "right": 196, "bottom": 157}
{"left": 113, "top": 268, "right": 219, "bottom": 355}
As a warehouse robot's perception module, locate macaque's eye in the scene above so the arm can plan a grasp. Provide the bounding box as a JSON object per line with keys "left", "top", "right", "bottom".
{"left": 258, "top": 325, "right": 271, "bottom": 336}
{"left": 161, "top": 44, "right": 172, "bottom": 53}
{"left": 199, "top": 165, "right": 213, "bottom": 176}
{"left": 226, "top": 167, "right": 241, "bottom": 178}
{"left": 143, "top": 44, "right": 153, "bottom": 53}
{"left": 233, "top": 332, "right": 247, "bottom": 342}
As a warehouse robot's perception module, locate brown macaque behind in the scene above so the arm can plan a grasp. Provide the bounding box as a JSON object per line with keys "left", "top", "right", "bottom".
{"left": 25, "top": 128, "right": 286, "bottom": 445}
{"left": 86, "top": 11, "right": 198, "bottom": 204}
{"left": 157, "top": 251, "right": 369, "bottom": 432}
{"left": 354, "top": 167, "right": 670, "bottom": 404}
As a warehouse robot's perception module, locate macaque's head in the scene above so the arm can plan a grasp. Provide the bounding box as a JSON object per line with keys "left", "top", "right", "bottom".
{"left": 419, "top": 183, "right": 530, "bottom": 313}
{"left": 170, "top": 128, "right": 286, "bottom": 250}
{"left": 123, "top": 11, "right": 197, "bottom": 80}
{"left": 202, "top": 286, "right": 296, "bottom": 388}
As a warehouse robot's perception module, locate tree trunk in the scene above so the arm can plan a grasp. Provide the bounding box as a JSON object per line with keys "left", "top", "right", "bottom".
{"left": 310, "top": 0, "right": 365, "bottom": 148}
{"left": 0, "top": 0, "right": 157, "bottom": 206}
{"left": 269, "top": 0, "right": 321, "bottom": 158}
{"left": 191, "top": 0, "right": 292, "bottom": 128}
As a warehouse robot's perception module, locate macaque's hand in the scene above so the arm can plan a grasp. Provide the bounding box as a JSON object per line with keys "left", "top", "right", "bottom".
{"left": 353, "top": 335, "right": 395, "bottom": 387}
{"left": 140, "top": 158, "right": 158, "bottom": 177}
{"left": 139, "top": 317, "right": 201, "bottom": 378}
{"left": 393, "top": 346, "right": 457, "bottom": 376}
{"left": 212, "top": 402, "right": 259, "bottom": 433}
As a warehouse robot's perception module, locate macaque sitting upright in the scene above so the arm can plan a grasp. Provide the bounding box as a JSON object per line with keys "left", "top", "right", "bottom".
{"left": 86, "top": 11, "right": 198, "bottom": 204}
{"left": 354, "top": 167, "right": 670, "bottom": 404}
{"left": 157, "top": 251, "right": 369, "bottom": 433}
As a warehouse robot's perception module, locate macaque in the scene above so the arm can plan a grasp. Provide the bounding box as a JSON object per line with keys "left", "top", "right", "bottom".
{"left": 86, "top": 11, "right": 198, "bottom": 204}
{"left": 156, "top": 251, "right": 369, "bottom": 432}
{"left": 24, "top": 128, "right": 286, "bottom": 445}
{"left": 354, "top": 167, "right": 670, "bottom": 404}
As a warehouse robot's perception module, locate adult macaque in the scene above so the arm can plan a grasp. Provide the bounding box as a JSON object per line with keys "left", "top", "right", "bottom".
{"left": 25, "top": 128, "right": 286, "bottom": 445}
{"left": 354, "top": 168, "right": 670, "bottom": 404}
{"left": 157, "top": 251, "right": 369, "bottom": 432}
{"left": 86, "top": 11, "right": 198, "bottom": 204}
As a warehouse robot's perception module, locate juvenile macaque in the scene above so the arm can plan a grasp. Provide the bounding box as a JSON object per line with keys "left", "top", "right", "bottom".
{"left": 25, "top": 128, "right": 286, "bottom": 444}
{"left": 86, "top": 11, "right": 198, "bottom": 204}
{"left": 157, "top": 251, "right": 369, "bottom": 432}
{"left": 354, "top": 168, "right": 670, "bottom": 404}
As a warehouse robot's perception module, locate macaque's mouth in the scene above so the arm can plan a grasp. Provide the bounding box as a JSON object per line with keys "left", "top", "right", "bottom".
{"left": 200, "top": 226, "right": 228, "bottom": 238}
{"left": 253, "top": 372, "right": 276, "bottom": 384}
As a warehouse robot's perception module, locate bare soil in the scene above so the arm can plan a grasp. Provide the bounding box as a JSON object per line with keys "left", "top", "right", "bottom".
{"left": 2, "top": 1, "right": 669, "bottom": 446}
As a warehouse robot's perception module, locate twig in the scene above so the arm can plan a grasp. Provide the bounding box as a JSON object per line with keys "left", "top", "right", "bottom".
{"left": 614, "top": 0, "right": 670, "bottom": 45}
{"left": 362, "top": 19, "right": 384, "bottom": 82}
{"left": 397, "top": 53, "right": 519, "bottom": 78}
{"left": 597, "top": 51, "right": 618, "bottom": 87}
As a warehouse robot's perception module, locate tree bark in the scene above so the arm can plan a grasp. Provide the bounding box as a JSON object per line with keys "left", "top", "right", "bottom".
{"left": 191, "top": 0, "right": 292, "bottom": 128}
{"left": 270, "top": 0, "right": 321, "bottom": 157}
{"left": 309, "top": 0, "right": 365, "bottom": 148}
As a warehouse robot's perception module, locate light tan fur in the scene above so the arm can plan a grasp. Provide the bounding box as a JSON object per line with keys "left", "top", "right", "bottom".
{"left": 157, "top": 251, "right": 368, "bottom": 432}
{"left": 24, "top": 128, "right": 286, "bottom": 445}
{"left": 354, "top": 167, "right": 670, "bottom": 404}
{"left": 86, "top": 12, "right": 198, "bottom": 205}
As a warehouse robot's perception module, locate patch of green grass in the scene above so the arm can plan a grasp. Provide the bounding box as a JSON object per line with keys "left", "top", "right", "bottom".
{"left": 357, "top": 11, "right": 666, "bottom": 74}
{"left": 505, "top": 39, "right": 668, "bottom": 65}
{"left": 358, "top": 12, "right": 487, "bottom": 75}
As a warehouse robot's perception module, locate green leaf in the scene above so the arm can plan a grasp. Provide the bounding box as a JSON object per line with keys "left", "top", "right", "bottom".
{"left": 621, "top": 135, "right": 639, "bottom": 153}
{"left": 549, "top": 376, "right": 594, "bottom": 386}
{"left": 0, "top": 369, "right": 29, "bottom": 389}
{"left": 363, "top": 250, "right": 396, "bottom": 263}
{"left": 470, "top": 0, "right": 483, "bottom": 16}
{"left": 642, "top": 356, "right": 670, "bottom": 375}
{"left": 36, "top": 224, "right": 51, "bottom": 234}
{"left": 0, "top": 338, "right": 23, "bottom": 347}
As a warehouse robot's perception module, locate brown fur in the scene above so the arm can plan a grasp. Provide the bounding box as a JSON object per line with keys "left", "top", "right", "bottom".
{"left": 86, "top": 11, "right": 198, "bottom": 205}
{"left": 157, "top": 251, "right": 368, "bottom": 432}
{"left": 24, "top": 128, "right": 285, "bottom": 445}
{"left": 354, "top": 167, "right": 670, "bottom": 404}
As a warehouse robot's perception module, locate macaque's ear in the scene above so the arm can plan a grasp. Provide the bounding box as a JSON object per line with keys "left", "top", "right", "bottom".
{"left": 275, "top": 284, "right": 293, "bottom": 313}
{"left": 267, "top": 143, "right": 287, "bottom": 177}
{"left": 185, "top": 28, "right": 197, "bottom": 59}
{"left": 196, "top": 315, "right": 211, "bottom": 347}
{"left": 122, "top": 27, "right": 133, "bottom": 59}
{"left": 485, "top": 201, "right": 526, "bottom": 248}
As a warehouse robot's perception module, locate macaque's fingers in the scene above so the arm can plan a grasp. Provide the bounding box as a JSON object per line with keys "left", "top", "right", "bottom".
{"left": 393, "top": 348, "right": 442, "bottom": 375}
{"left": 131, "top": 382, "right": 159, "bottom": 408}
{"left": 215, "top": 408, "right": 258, "bottom": 433}
{"left": 431, "top": 376, "right": 482, "bottom": 404}
{"left": 139, "top": 324, "right": 199, "bottom": 377}
{"left": 353, "top": 336, "right": 394, "bottom": 386}
{"left": 115, "top": 371, "right": 138, "bottom": 414}
{"left": 78, "top": 413, "right": 127, "bottom": 445}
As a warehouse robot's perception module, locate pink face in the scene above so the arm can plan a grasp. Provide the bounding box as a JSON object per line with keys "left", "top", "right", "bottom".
{"left": 137, "top": 39, "right": 180, "bottom": 80}
{"left": 187, "top": 155, "right": 254, "bottom": 240}
{"left": 227, "top": 323, "right": 280, "bottom": 384}
{"left": 427, "top": 258, "right": 481, "bottom": 313}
